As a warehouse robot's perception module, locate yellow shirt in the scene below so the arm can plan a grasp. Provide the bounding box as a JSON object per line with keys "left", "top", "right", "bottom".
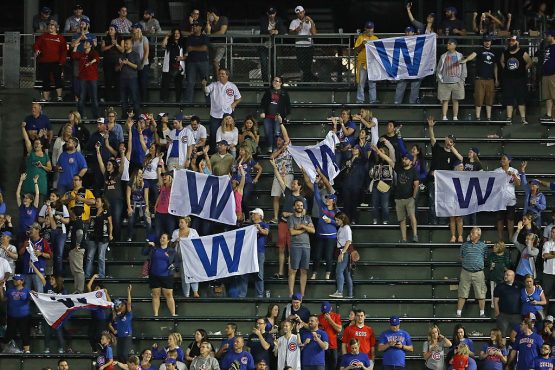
{"left": 67, "top": 188, "right": 95, "bottom": 221}
{"left": 354, "top": 34, "right": 379, "bottom": 69}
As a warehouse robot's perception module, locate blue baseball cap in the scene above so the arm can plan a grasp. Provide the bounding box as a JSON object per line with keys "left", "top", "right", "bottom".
{"left": 402, "top": 152, "right": 414, "bottom": 161}
{"left": 165, "top": 358, "right": 177, "bottom": 364}
{"left": 41, "top": 6, "right": 52, "bottom": 14}
{"left": 113, "top": 298, "right": 126, "bottom": 307}
{"left": 470, "top": 147, "right": 480, "bottom": 155}
{"left": 502, "top": 154, "right": 512, "bottom": 161}
{"left": 452, "top": 160, "right": 463, "bottom": 169}
{"left": 365, "top": 21, "right": 375, "bottom": 29}
{"left": 1, "top": 231, "right": 13, "bottom": 238}
{"left": 405, "top": 26, "right": 416, "bottom": 33}
{"left": 325, "top": 194, "right": 337, "bottom": 202}
{"left": 174, "top": 113, "right": 184, "bottom": 121}
{"left": 321, "top": 301, "right": 332, "bottom": 313}
{"left": 80, "top": 16, "right": 90, "bottom": 25}
{"left": 530, "top": 179, "right": 541, "bottom": 186}
{"left": 291, "top": 292, "right": 303, "bottom": 301}
{"left": 131, "top": 22, "right": 143, "bottom": 30}
{"left": 390, "top": 315, "right": 401, "bottom": 326}
{"left": 13, "top": 274, "right": 24, "bottom": 281}
{"left": 482, "top": 34, "right": 493, "bottom": 42}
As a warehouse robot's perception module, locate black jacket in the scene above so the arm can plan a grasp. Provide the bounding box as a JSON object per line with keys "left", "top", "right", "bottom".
{"left": 260, "top": 88, "right": 291, "bottom": 117}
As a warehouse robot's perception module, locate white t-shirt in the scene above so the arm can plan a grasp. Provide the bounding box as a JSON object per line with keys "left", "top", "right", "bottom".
{"left": 38, "top": 204, "right": 70, "bottom": 234}
{"left": 171, "top": 227, "right": 200, "bottom": 243}
{"left": 544, "top": 223, "right": 554, "bottom": 241}
{"left": 159, "top": 361, "right": 186, "bottom": 370}
{"left": 216, "top": 127, "right": 239, "bottom": 146}
{"left": 289, "top": 18, "right": 313, "bottom": 45}
{"left": 276, "top": 334, "right": 301, "bottom": 370}
{"left": 143, "top": 156, "right": 163, "bottom": 180}
{"left": 544, "top": 240, "right": 555, "bottom": 275}
{"left": 185, "top": 124, "right": 208, "bottom": 145}
{"left": 0, "top": 245, "right": 17, "bottom": 277}
{"left": 0, "top": 256, "right": 12, "bottom": 282}
{"left": 493, "top": 166, "right": 518, "bottom": 206}
{"left": 205, "top": 81, "right": 241, "bottom": 119}
{"left": 337, "top": 225, "right": 352, "bottom": 249}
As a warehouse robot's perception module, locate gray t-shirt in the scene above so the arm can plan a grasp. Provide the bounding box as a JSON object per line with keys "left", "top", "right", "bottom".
{"left": 423, "top": 341, "right": 446, "bottom": 370}
{"left": 288, "top": 214, "right": 312, "bottom": 248}
{"left": 121, "top": 51, "right": 140, "bottom": 79}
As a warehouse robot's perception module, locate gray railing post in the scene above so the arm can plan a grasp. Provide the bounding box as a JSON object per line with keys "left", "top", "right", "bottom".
{"left": 3, "top": 32, "right": 21, "bottom": 88}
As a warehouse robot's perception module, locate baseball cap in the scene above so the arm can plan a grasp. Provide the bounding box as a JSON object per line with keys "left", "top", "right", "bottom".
{"left": 365, "top": 21, "right": 375, "bottom": 29}
{"left": 96, "top": 117, "right": 105, "bottom": 124}
{"left": 267, "top": 7, "right": 277, "bottom": 15}
{"left": 482, "top": 34, "right": 493, "bottom": 42}
{"left": 546, "top": 315, "right": 555, "bottom": 322}
{"left": 325, "top": 194, "right": 337, "bottom": 202}
{"left": 174, "top": 113, "right": 184, "bottom": 121}
{"left": 502, "top": 153, "right": 513, "bottom": 161}
{"left": 405, "top": 26, "right": 416, "bottom": 33}
{"left": 445, "top": 6, "right": 457, "bottom": 13}
{"left": 80, "top": 16, "right": 90, "bottom": 24}
{"left": 217, "top": 140, "right": 229, "bottom": 146}
{"left": 321, "top": 301, "right": 332, "bottom": 313}
{"left": 390, "top": 315, "right": 401, "bottom": 326}
{"left": 191, "top": 20, "right": 202, "bottom": 27}
{"left": 165, "top": 358, "right": 177, "bottom": 364}
{"left": 256, "top": 359, "right": 267, "bottom": 365}
{"left": 402, "top": 152, "right": 414, "bottom": 161}
{"left": 452, "top": 160, "right": 463, "bottom": 169}
{"left": 29, "top": 222, "right": 41, "bottom": 231}
{"left": 530, "top": 179, "right": 541, "bottom": 186}
{"left": 131, "top": 22, "right": 143, "bottom": 30}
{"left": 447, "top": 38, "right": 457, "bottom": 45}
{"left": 447, "top": 134, "right": 457, "bottom": 143}
{"left": 41, "top": 6, "right": 52, "bottom": 14}
{"left": 470, "top": 147, "right": 480, "bottom": 155}
{"left": 428, "top": 12, "right": 436, "bottom": 18}
{"left": 74, "top": 4, "right": 84, "bottom": 10}
{"left": 250, "top": 208, "right": 265, "bottom": 218}
{"left": 139, "top": 113, "right": 149, "bottom": 121}
{"left": 291, "top": 292, "right": 303, "bottom": 301}
{"left": 13, "top": 274, "right": 24, "bottom": 281}
{"left": 523, "top": 312, "right": 536, "bottom": 321}
{"left": 508, "top": 35, "right": 518, "bottom": 41}
{"left": 162, "top": 171, "right": 174, "bottom": 177}
{"left": 144, "top": 9, "right": 154, "bottom": 15}
{"left": 158, "top": 112, "right": 168, "bottom": 118}
{"left": 294, "top": 6, "right": 305, "bottom": 13}
{"left": 113, "top": 298, "right": 126, "bottom": 307}
{"left": 1, "top": 231, "right": 13, "bottom": 238}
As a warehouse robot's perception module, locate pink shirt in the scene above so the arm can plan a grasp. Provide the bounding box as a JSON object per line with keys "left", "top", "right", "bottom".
{"left": 156, "top": 185, "right": 171, "bottom": 214}
{"left": 234, "top": 191, "right": 243, "bottom": 215}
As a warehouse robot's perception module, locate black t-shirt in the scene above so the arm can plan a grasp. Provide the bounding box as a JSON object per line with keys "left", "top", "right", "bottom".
{"left": 442, "top": 18, "right": 466, "bottom": 33}
{"left": 493, "top": 281, "right": 523, "bottom": 314}
{"left": 475, "top": 47, "right": 498, "bottom": 80}
{"left": 280, "top": 188, "right": 307, "bottom": 222}
{"left": 463, "top": 159, "right": 483, "bottom": 172}
{"left": 430, "top": 142, "right": 458, "bottom": 173}
{"left": 394, "top": 164, "right": 418, "bottom": 199}
{"left": 186, "top": 34, "right": 210, "bottom": 63}
{"left": 247, "top": 332, "right": 274, "bottom": 365}
{"left": 503, "top": 48, "right": 527, "bottom": 79}
{"left": 89, "top": 209, "right": 111, "bottom": 242}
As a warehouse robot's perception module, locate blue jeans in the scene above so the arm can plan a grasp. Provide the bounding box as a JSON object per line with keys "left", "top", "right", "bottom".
{"left": 120, "top": 77, "right": 141, "bottom": 117}
{"left": 49, "top": 229, "right": 67, "bottom": 276}
{"left": 313, "top": 237, "right": 336, "bottom": 273}
{"left": 127, "top": 204, "right": 151, "bottom": 241}
{"left": 154, "top": 213, "right": 176, "bottom": 240}
{"left": 24, "top": 273, "right": 44, "bottom": 293}
{"left": 208, "top": 116, "right": 223, "bottom": 152}
{"left": 85, "top": 240, "right": 108, "bottom": 278}
{"left": 357, "top": 66, "right": 377, "bottom": 103}
{"left": 192, "top": 217, "right": 213, "bottom": 236}
{"left": 372, "top": 187, "right": 391, "bottom": 222}
{"left": 263, "top": 118, "right": 282, "bottom": 151}
{"left": 336, "top": 252, "right": 353, "bottom": 296}
{"left": 255, "top": 252, "right": 265, "bottom": 297}
{"left": 78, "top": 80, "right": 99, "bottom": 119}
{"left": 184, "top": 61, "right": 210, "bottom": 103}
{"left": 43, "top": 320, "right": 65, "bottom": 350}
{"left": 107, "top": 197, "right": 123, "bottom": 241}
{"left": 138, "top": 65, "right": 150, "bottom": 102}
{"left": 394, "top": 79, "right": 422, "bottom": 104}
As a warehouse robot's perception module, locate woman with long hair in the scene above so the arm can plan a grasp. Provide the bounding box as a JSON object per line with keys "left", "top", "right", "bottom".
{"left": 52, "top": 123, "right": 82, "bottom": 169}
{"left": 233, "top": 146, "right": 262, "bottom": 214}
{"left": 126, "top": 169, "right": 150, "bottom": 242}
{"left": 85, "top": 197, "right": 113, "bottom": 278}
{"left": 520, "top": 274, "right": 547, "bottom": 317}
{"left": 96, "top": 144, "right": 123, "bottom": 241}
{"left": 479, "top": 328, "right": 507, "bottom": 370}
{"left": 239, "top": 116, "right": 260, "bottom": 155}
{"left": 370, "top": 139, "right": 396, "bottom": 224}
{"left": 142, "top": 234, "right": 176, "bottom": 317}
{"left": 463, "top": 147, "right": 482, "bottom": 225}
{"left": 231, "top": 165, "right": 246, "bottom": 224}
{"left": 33, "top": 20, "right": 66, "bottom": 102}
{"left": 142, "top": 143, "right": 164, "bottom": 210}
{"left": 131, "top": 24, "right": 150, "bottom": 101}
{"left": 330, "top": 212, "right": 353, "bottom": 298}
{"left": 513, "top": 219, "right": 540, "bottom": 279}
{"left": 342, "top": 142, "right": 370, "bottom": 224}
{"left": 216, "top": 115, "right": 239, "bottom": 158}
{"left": 423, "top": 324, "right": 452, "bottom": 370}
{"left": 260, "top": 76, "right": 291, "bottom": 152}
{"left": 160, "top": 28, "right": 186, "bottom": 102}
{"left": 152, "top": 332, "right": 184, "bottom": 362}
{"left": 353, "top": 108, "right": 379, "bottom": 146}
{"left": 21, "top": 122, "right": 52, "bottom": 203}
{"left": 312, "top": 177, "right": 339, "bottom": 281}
{"left": 447, "top": 324, "right": 474, "bottom": 363}
{"left": 265, "top": 304, "right": 280, "bottom": 334}
{"left": 186, "top": 329, "right": 213, "bottom": 364}
{"left": 63, "top": 110, "right": 90, "bottom": 145}
{"left": 172, "top": 216, "right": 200, "bottom": 298}
{"left": 101, "top": 24, "right": 123, "bottom": 101}
{"left": 38, "top": 191, "right": 70, "bottom": 276}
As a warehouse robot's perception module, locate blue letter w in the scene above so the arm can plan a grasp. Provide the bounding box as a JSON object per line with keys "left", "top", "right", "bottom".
{"left": 187, "top": 171, "right": 233, "bottom": 219}
{"left": 374, "top": 36, "right": 425, "bottom": 78}
{"left": 192, "top": 229, "right": 246, "bottom": 277}
{"left": 452, "top": 177, "right": 495, "bottom": 208}
{"left": 305, "top": 145, "right": 338, "bottom": 179}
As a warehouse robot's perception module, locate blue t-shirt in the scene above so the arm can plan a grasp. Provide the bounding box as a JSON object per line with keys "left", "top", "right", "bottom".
{"left": 18, "top": 204, "right": 38, "bottom": 234}
{"left": 91, "top": 306, "right": 108, "bottom": 321}
{"left": 96, "top": 344, "right": 113, "bottom": 370}
{"left": 340, "top": 352, "right": 372, "bottom": 370}
{"left": 131, "top": 128, "right": 154, "bottom": 165}
{"left": 255, "top": 222, "right": 269, "bottom": 253}
{"left": 24, "top": 113, "right": 51, "bottom": 132}
{"left": 219, "top": 336, "right": 236, "bottom": 363}
{"left": 515, "top": 332, "right": 544, "bottom": 370}
{"left": 521, "top": 286, "right": 544, "bottom": 315}
{"left": 247, "top": 332, "right": 274, "bottom": 365}
{"left": 534, "top": 356, "right": 555, "bottom": 370}
{"left": 57, "top": 151, "right": 87, "bottom": 189}
{"left": 7, "top": 287, "right": 31, "bottom": 318}
{"left": 378, "top": 329, "right": 413, "bottom": 367}
{"left": 481, "top": 344, "right": 508, "bottom": 370}
{"left": 338, "top": 120, "right": 357, "bottom": 146}
{"left": 0, "top": 202, "right": 6, "bottom": 214}
{"left": 282, "top": 305, "right": 311, "bottom": 323}
{"left": 300, "top": 329, "right": 329, "bottom": 366}
{"left": 22, "top": 237, "right": 49, "bottom": 275}
{"left": 113, "top": 311, "right": 133, "bottom": 337}
{"left": 543, "top": 44, "right": 555, "bottom": 76}
{"left": 150, "top": 247, "right": 173, "bottom": 277}
{"left": 233, "top": 160, "right": 257, "bottom": 184}
{"left": 221, "top": 350, "right": 255, "bottom": 370}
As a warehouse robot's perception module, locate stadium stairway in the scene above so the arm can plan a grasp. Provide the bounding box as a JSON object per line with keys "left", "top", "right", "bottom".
{"left": 0, "top": 83, "right": 554, "bottom": 370}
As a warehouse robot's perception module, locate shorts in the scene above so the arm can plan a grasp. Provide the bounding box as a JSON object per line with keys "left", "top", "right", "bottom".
{"left": 502, "top": 78, "right": 527, "bottom": 106}
{"left": 290, "top": 246, "right": 310, "bottom": 270}
{"left": 149, "top": 275, "right": 174, "bottom": 289}
{"left": 437, "top": 81, "right": 465, "bottom": 101}
{"left": 542, "top": 74, "right": 555, "bottom": 101}
{"left": 271, "top": 175, "right": 293, "bottom": 197}
{"left": 474, "top": 79, "right": 495, "bottom": 107}
{"left": 458, "top": 269, "right": 487, "bottom": 299}
{"left": 211, "top": 45, "right": 226, "bottom": 63}
{"left": 395, "top": 197, "right": 416, "bottom": 222}
{"left": 496, "top": 205, "right": 516, "bottom": 222}
{"left": 277, "top": 221, "right": 292, "bottom": 250}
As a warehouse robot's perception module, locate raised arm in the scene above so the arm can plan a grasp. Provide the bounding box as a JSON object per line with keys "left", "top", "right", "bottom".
{"left": 269, "top": 158, "right": 286, "bottom": 192}
{"left": 16, "top": 173, "right": 26, "bottom": 207}
{"left": 96, "top": 144, "right": 106, "bottom": 175}
{"left": 21, "top": 122, "right": 32, "bottom": 153}
{"left": 427, "top": 116, "right": 437, "bottom": 146}
{"left": 33, "top": 176, "right": 40, "bottom": 208}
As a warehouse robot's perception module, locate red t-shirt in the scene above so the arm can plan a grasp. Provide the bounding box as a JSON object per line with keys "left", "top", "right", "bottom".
{"left": 318, "top": 312, "right": 342, "bottom": 349}
{"left": 342, "top": 324, "right": 376, "bottom": 358}
{"left": 452, "top": 354, "right": 468, "bottom": 370}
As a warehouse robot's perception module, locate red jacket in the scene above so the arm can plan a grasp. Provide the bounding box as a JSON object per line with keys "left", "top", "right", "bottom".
{"left": 72, "top": 50, "right": 100, "bottom": 80}
{"left": 33, "top": 33, "right": 67, "bottom": 65}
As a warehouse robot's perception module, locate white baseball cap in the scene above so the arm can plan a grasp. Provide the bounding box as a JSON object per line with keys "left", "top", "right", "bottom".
{"left": 250, "top": 208, "right": 264, "bottom": 218}
{"left": 295, "top": 5, "right": 305, "bottom": 13}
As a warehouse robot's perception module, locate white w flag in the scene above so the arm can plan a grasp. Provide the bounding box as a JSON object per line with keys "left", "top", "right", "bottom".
{"left": 435, "top": 170, "right": 508, "bottom": 217}
{"left": 31, "top": 290, "right": 113, "bottom": 328}
{"left": 287, "top": 131, "right": 340, "bottom": 184}
{"left": 169, "top": 169, "right": 236, "bottom": 225}
{"left": 179, "top": 225, "right": 259, "bottom": 283}
{"left": 365, "top": 33, "right": 436, "bottom": 81}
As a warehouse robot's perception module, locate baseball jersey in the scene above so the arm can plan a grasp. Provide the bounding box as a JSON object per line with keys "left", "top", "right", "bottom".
{"left": 276, "top": 334, "right": 301, "bottom": 370}
{"left": 342, "top": 325, "right": 376, "bottom": 358}
{"left": 206, "top": 81, "right": 241, "bottom": 119}
{"left": 378, "top": 329, "right": 413, "bottom": 367}
{"left": 515, "top": 332, "right": 543, "bottom": 370}
{"left": 534, "top": 356, "right": 555, "bottom": 370}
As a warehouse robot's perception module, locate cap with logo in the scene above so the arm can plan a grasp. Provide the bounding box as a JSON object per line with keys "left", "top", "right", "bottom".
{"left": 321, "top": 301, "right": 332, "bottom": 313}
{"left": 483, "top": 34, "right": 493, "bottom": 42}
{"left": 390, "top": 315, "right": 401, "bottom": 326}
{"left": 405, "top": 26, "right": 416, "bottom": 33}
{"left": 97, "top": 117, "right": 105, "bottom": 124}
{"left": 291, "top": 292, "right": 303, "bottom": 301}
{"left": 294, "top": 6, "right": 305, "bottom": 13}
{"left": 365, "top": 21, "right": 375, "bottom": 29}
{"left": 470, "top": 147, "right": 480, "bottom": 155}
{"left": 165, "top": 358, "right": 177, "bottom": 364}
{"left": 402, "top": 152, "right": 414, "bottom": 161}
{"left": 13, "top": 274, "right": 24, "bottom": 281}
{"left": 250, "top": 208, "right": 265, "bottom": 218}
{"left": 546, "top": 315, "right": 555, "bottom": 322}
{"left": 508, "top": 35, "right": 518, "bottom": 41}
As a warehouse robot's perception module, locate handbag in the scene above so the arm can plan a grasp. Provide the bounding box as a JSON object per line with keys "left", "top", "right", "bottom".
{"left": 141, "top": 259, "right": 150, "bottom": 278}
{"left": 377, "top": 180, "right": 391, "bottom": 193}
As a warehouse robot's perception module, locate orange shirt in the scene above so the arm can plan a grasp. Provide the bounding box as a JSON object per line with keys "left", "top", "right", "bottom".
{"left": 318, "top": 312, "right": 342, "bottom": 349}
{"left": 342, "top": 324, "right": 376, "bottom": 358}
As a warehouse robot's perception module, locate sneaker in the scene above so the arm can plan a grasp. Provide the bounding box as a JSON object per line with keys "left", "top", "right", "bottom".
{"left": 442, "top": 116, "right": 448, "bottom": 121}
{"left": 540, "top": 114, "right": 553, "bottom": 121}
{"left": 267, "top": 148, "right": 273, "bottom": 153}
{"left": 372, "top": 219, "right": 378, "bottom": 225}
{"left": 40, "top": 98, "right": 47, "bottom": 102}
{"left": 456, "top": 312, "right": 461, "bottom": 318}
{"left": 399, "top": 239, "right": 408, "bottom": 243}
{"left": 44, "top": 348, "right": 50, "bottom": 354}
{"left": 453, "top": 116, "right": 458, "bottom": 121}
{"left": 521, "top": 118, "right": 528, "bottom": 125}
{"left": 127, "top": 237, "right": 132, "bottom": 242}
{"left": 310, "top": 273, "right": 317, "bottom": 280}
{"left": 360, "top": 203, "right": 369, "bottom": 207}
{"left": 412, "top": 235, "right": 419, "bottom": 243}
{"left": 329, "top": 291, "right": 343, "bottom": 298}
{"left": 382, "top": 221, "right": 388, "bottom": 225}
{"left": 58, "top": 348, "right": 64, "bottom": 354}
{"left": 56, "top": 96, "right": 63, "bottom": 102}
{"left": 273, "top": 273, "right": 284, "bottom": 279}
{"left": 479, "top": 313, "right": 487, "bottom": 318}
{"left": 344, "top": 295, "right": 354, "bottom": 299}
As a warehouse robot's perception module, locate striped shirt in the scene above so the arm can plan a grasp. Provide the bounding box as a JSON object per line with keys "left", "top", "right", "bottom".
{"left": 460, "top": 240, "right": 487, "bottom": 272}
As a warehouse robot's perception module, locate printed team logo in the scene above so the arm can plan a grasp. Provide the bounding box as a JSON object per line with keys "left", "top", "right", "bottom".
{"left": 68, "top": 157, "right": 75, "bottom": 164}
{"left": 95, "top": 291, "right": 103, "bottom": 298}
{"left": 181, "top": 136, "right": 188, "bottom": 143}
{"left": 349, "top": 360, "right": 361, "bottom": 367}
{"left": 226, "top": 88, "right": 234, "bottom": 97}
{"left": 97, "top": 356, "right": 106, "bottom": 365}
{"left": 431, "top": 352, "right": 441, "bottom": 360}
{"left": 507, "top": 57, "right": 520, "bottom": 71}
{"left": 288, "top": 342, "right": 298, "bottom": 351}
{"left": 241, "top": 356, "right": 248, "bottom": 365}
